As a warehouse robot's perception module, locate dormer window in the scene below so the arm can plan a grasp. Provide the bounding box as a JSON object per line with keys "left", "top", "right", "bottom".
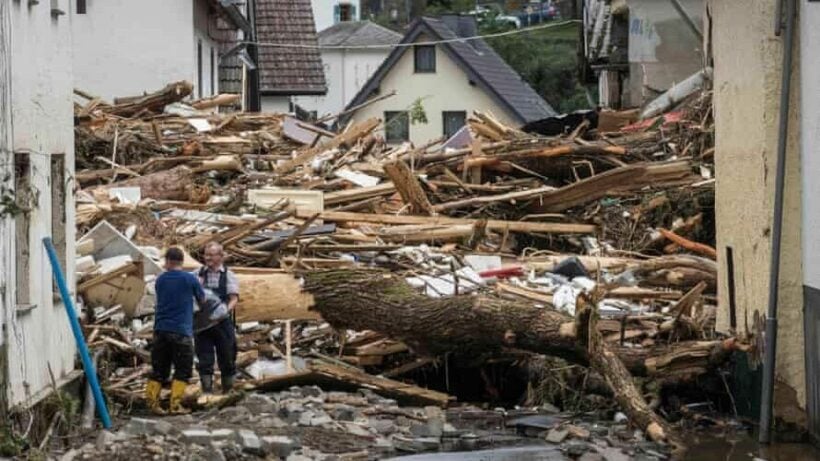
{"left": 334, "top": 2, "right": 356, "bottom": 23}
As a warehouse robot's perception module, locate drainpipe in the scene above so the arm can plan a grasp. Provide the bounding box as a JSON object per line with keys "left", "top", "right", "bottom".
{"left": 759, "top": 0, "right": 797, "bottom": 445}
{"left": 246, "top": 0, "right": 261, "bottom": 112}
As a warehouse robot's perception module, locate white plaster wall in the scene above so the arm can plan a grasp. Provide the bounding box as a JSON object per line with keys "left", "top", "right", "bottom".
{"left": 194, "top": 0, "right": 219, "bottom": 98}
{"left": 72, "top": 0, "right": 218, "bottom": 100}
{"left": 312, "top": 0, "right": 361, "bottom": 33}
{"left": 261, "top": 96, "right": 292, "bottom": 113}
{"left": 294, "top": 49, "right": 391, "bottom": 118}
{"left": 351, "top": 39, "right": 518, "bottom": 145}
{"left": 712, "top": 0, "right": 805, "bottom": 412}
{"left": 7, "top": 0, "right": 77, "bottom": 408}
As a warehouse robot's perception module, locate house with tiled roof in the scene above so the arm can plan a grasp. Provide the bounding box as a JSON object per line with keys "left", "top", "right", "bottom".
{"left": 345, "top": 15, "right": 556, "bottom": 145}
{"left": 294, "top": 21, "right": 402, "bottom": 119}
{"left": 255, "top": 0, "right": 327, "bottom": 113}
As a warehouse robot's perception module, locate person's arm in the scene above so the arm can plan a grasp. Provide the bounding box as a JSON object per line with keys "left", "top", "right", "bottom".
{"left": 191, "top": 274, "right": 206, "bottom": 303}
{"left": 226, "top": 271, "right": 240, "bottom": 312}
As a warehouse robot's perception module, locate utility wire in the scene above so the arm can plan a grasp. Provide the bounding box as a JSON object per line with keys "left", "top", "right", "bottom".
{"left": 240, "top": 20, "right": 580, "bottom": 50}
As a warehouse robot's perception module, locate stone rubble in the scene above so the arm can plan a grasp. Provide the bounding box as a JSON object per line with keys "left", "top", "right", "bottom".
{"left": 59, "top": 386, "right": 671, "bottom": 460}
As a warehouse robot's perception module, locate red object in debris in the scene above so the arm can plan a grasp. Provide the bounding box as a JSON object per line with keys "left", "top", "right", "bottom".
{"left": 620, "top": 111, "right": 685, "bottom": 132}
{"left": 479, "top": 266, "right": 524, "bottom": 279}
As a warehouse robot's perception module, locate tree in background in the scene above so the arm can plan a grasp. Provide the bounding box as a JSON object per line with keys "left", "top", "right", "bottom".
{"left": 482, "top": 18, "right": 593, "bottom": 113}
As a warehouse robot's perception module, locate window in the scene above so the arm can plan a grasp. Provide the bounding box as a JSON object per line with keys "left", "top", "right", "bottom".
{"left": 414, "top": 45, "right": 436, "bottom": 73}
{"left": 76, "top": 0, "right": 86, "bottom": 14}
{"left": 51, "top": 154, "right": 66, "bottom": 299}
{"left": 384, "top": 111, "right": 409, "bottom": 143}
{"left": 334, "top": 2, "right": 356, "bottom": 23}
{"left": 197, "top": 39, "right": 203, "bottom": 98}
{"left": 15, "top": 153, "right": 32, "bottom": 311}
{"left": 210, "top": 47, "right": 216, "bottom": 96}
{"left": 442, "top": 111, "right": 467, "bottom": 139}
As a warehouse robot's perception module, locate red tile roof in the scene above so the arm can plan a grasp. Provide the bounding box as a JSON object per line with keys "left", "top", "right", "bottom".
{"left": 255, "top": 0, "right": 327, "bottom": 95}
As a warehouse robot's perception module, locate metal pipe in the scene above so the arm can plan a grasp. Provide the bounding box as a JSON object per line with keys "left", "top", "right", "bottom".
{"left": 759, "top": 0, "right": 797, "bottom": 445}
{"left": 668, "top": 0, "right": 704, "bottom": 42}
{"left": 43, "top": 238, "right": 112, "bottom": 429}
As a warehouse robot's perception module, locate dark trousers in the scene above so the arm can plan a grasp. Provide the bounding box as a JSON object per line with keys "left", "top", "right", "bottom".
{"left": 195, "top": 318, "right": 237, "bottom": 378}
{"left": 150, "top": 331, "right": 194, "bottom": 383}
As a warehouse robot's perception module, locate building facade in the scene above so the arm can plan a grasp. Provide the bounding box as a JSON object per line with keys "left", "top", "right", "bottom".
{"left": 312, "top": 0, "right": 361, "bottom": 32}
{"left": 0, "top": 0, "right": 77, "bottom": 412}
{"left": 71, "top": 0, "right": 244, "bottom": 101}
{"left": 294, "top": 21, "right": 401, "bottom": 119}
{"left": 348, "top": 16, "right": 555, "bottom": 145}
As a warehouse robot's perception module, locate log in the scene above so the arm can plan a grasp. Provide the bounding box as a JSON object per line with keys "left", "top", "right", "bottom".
{"left": 91, "top": 165, "right": 210, "bottom": 203}
{"left": 190, "top": 93, "right": 241, "bottom": 110}
{"left": 301, "top": 269, "right": 733, "bottom": 379}
{"left": 107, "top": 81, "right": 193, "bottom": 117}
{"left": 658, "top": 228, "right": 717, "bottom": 259}
{"left": 383, "top": 160, "right": 435, "bottom": 215}
{"left": 299, "top": 210, "right": 597, "bottom": 235}
{"left": 235, "top": 272, "right": 319, "bottom": 322}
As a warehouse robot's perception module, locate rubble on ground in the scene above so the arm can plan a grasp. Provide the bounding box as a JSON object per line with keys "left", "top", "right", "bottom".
{"left": 61, "top": 81, "right": 730, "bottom": 459}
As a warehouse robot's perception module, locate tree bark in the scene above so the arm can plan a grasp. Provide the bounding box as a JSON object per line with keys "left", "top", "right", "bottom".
{"left": 90, "top": 165, "right": 210, "bottom": 203}
{"left": 383, "top": 160, "right": 435, "bottom": 215}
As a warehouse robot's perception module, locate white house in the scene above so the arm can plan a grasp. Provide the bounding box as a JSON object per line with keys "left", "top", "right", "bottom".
{"left": 294, "top": 21, "right": 401, "bottom": 119}
{"left": 347, "top": 15, "right": 556, "bottom": 145}
{"left": 1, "top": 0, "right": 78, "bottom": 411}
{"left": 256, "top": 0, "right": 327, "bottom": 113}
{"left": 311, "top": 0, "right": 361, "bottom": 32}
{"left": 71, "top": 0, "right": 250, "bottom": 101}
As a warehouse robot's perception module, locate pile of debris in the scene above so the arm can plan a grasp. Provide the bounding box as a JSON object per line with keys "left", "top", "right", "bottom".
{"left": 67, "top": 81, "right": 729, "bottom": 458}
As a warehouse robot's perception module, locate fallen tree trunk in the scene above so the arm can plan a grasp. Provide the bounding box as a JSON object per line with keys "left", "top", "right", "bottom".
{"left": 302, "top": 269, "right": 730, "bottom": 379}
{"left": 107, "top": 80, "right": 193, "bottom": 117}
{"left": 301, "top": 268, "right": 736, "bottom": 455}
{"left": 90, "top": 165, "right": 210, "bottom": 203}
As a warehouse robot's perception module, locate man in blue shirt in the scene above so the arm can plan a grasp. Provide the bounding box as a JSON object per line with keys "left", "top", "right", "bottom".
{"left": 145, "top": 247, "right": 205, "bottom": 415}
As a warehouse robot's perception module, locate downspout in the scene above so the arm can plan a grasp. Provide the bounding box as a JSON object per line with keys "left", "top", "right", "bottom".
{"left": 759, "top": 0, "right": 797, "bottom": 445}
{"left": 246, "top": 0, "right": 261, "bottom": 112}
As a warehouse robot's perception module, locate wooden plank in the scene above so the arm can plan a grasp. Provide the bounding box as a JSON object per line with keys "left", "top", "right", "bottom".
{"left": 496, "top": 282, "right": 553, "bottom": 304}
{"left": 78, "top": 261, "right": 140, "bottom": 292}
{"left": 383, "top": 160, "right": 434, "bottom": 215}
{"left": 433, "top": 186, "right": 556, "bottom": 213}
{"left": 324, "top": 182, "right": 396, "bottom": 206}
{"left": 301, "top": 210, "right": 597, "bottom": 234}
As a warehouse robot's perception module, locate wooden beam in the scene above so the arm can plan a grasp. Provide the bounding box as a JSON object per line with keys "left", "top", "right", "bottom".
{"left": 383, "top": 160, "right": 435, "bottom": 215}
{"left": 301, "top": 210, "right": 597, "bottom": 234}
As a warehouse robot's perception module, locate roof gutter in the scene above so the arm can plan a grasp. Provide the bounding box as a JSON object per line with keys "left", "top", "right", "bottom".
{"left": 216, "top": 0, "right": 252, "bottom": 35}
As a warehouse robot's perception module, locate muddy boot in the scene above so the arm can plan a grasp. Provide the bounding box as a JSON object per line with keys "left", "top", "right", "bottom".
{"left": 200, "top": 375, "right": 214, "bottom": 394}
{"left": 145, "top": 379, "right": 167, "bottom": 416}
{"left": 221, "top": 375, "right": 234, "bottom": 394}
{"left": 169, "top": 380, "right": 190, "bottom": 415}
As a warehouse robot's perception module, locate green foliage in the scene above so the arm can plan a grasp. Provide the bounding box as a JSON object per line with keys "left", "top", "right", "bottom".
{"left": 0, "top": 425, "right": 24, "bottom": 457}
{"left": 408, "top": 98, "right": 429, "bottom": 125}
{"left": 425, "top": 0, "right": 475, "bottom": 15}
{"left": 483, "top": 21, "right": 595, "bottom": 114}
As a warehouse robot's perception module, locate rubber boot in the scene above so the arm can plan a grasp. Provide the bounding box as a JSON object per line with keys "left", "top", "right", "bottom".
{"left": 221, "top": 374, "right": 234, "bottom": 394}
{"left": 200, "top": 375, "right": 214, "bottom": 394}
{"left": 145, "top": 379, "right": 167, "bottom": 415}
{"left": 169, "top": 380, "right": 190, "bottom": 415}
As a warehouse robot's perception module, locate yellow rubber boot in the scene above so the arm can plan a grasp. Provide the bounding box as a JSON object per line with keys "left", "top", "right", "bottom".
{"left": 145, "top": 380, "right": 167, "bottom": 415}
{"left": 169, "top": 380, "right": 190, "bottom": 415}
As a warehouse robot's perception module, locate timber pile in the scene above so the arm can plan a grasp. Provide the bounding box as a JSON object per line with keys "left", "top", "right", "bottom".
{"left": 74, "top": 82, "right": 725, "bottom": 455}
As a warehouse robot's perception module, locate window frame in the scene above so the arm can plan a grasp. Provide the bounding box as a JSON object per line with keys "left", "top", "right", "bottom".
{"left": 384, "top": 111, "right": 410, "bottom": 144}
{"left": 414, "top": 45, "right": 436, "bottom": 73}
{"left": 442, "top": 111, "right": 467, "bottom": 139}
{"left": 76, "top": 0, "right": 87, "bottom": 14}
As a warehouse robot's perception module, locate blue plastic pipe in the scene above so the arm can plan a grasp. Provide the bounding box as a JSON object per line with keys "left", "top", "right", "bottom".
{"left": 43, "top": 237, "right": 112, "bottom": 429}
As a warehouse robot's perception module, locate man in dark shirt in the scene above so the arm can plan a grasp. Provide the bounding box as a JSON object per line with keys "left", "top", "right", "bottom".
{"left": 145, "top": 247, "right": 205, "bottom": 415}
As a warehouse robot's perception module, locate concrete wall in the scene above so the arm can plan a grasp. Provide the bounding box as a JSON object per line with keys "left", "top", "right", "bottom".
{"left": 712, "top": 0, "right": 806, "bottom": 418}
{"left": 72, "top": 0, "right": 220, "bottom": 100}
{"left": 312, "top": 0, "right": 361, "bottom": 32}
{"left": 5, "top": 0, "right": 77, "bottom": 408}
{"left": 294, "top": 49, "right": 390, "bottom": 118}
{"left": 351, "top": 37, "right": 517, "bottom": 145}
{"left": 626, "top": 0, "right": 704, "bottom": 106}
